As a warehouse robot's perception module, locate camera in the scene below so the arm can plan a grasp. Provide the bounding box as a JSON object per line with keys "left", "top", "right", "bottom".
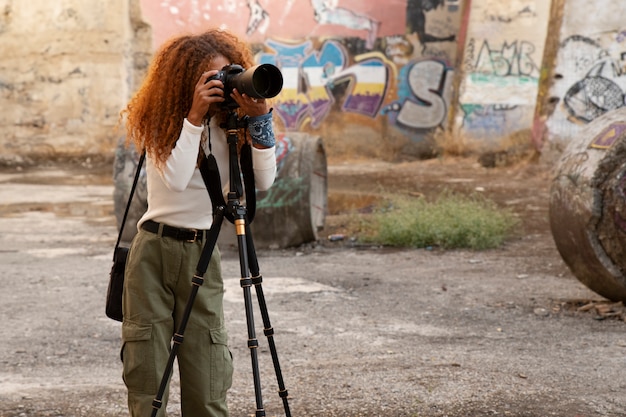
{"left": 206, "top": 63, "right": 283, "bottom": 109}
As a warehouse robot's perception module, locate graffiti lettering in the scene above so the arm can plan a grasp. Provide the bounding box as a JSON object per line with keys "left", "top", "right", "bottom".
{"left": 382, "top": 59, "right": 453, "bottom": 130}
{"left": 259, "top": 39, "right": 390, "bottom": 130}
{"left": 474, "top": 40, "right": 540, "bottom": 78}
{"left": 259, "top": 40, "right": 343, "bottom": 129}
{"left": 399, "top": 60, "right": 451, "bottom": 128}
{"left": 328, "top": 55, "right": 389, "bottom": 116}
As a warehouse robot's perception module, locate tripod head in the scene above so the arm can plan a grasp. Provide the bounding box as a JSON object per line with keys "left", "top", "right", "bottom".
{"left": 221, "top": 109, "right": 249, "bottom": 133}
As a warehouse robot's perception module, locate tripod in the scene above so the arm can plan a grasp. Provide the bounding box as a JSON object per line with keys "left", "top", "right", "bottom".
{"left": 150, "top": 110, "right": 291, "bottom": 417}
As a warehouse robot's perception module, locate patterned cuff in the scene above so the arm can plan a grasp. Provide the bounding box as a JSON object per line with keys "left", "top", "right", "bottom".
{"left": 248, "top": 111, "right": 275, "bottom": 148}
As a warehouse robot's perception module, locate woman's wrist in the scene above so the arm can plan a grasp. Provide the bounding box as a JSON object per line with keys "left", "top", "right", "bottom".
{"left": 248, "top": 111, "right": 275, "bottom": 148}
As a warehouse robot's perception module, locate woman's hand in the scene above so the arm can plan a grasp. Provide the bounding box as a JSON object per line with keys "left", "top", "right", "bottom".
{"left": 231, "top": 88, "right": 269, "bottom": 117}
{"left": 187, "top": 70, "right": 226, "bottom": 126}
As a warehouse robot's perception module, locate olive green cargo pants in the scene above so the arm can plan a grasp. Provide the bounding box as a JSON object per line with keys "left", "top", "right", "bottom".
{"left": 121, "top": 228, "right": 233, "bottom": 417}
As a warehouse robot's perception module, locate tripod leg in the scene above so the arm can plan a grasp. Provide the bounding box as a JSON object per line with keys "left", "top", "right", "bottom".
{"left": 245, "top": 222, "right": 292, "bottom": 417}
{"left": 234, "top": 215, "right": 266, "bottom": 417}
{"left": 219, "top": 110, "right": 289, "bottom": 416}
{"left": 150, "top": 208, "right": 225, "bottom": 417}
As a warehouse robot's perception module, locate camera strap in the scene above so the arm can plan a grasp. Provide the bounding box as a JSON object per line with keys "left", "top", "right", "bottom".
{"left": 240, "top": 142, "right": 256, "bottom": 222}
{"left": 199, "top": 144, "right": 256, "bottom": 224}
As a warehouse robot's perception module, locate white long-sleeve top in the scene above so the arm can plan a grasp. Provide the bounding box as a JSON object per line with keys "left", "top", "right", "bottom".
{"left": 137, "top": 117, "right": 277, "bottom": 231}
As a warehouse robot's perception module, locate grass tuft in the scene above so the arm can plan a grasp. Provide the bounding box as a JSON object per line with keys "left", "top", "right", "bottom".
{"left": 358, "top": 192, "right": 519, "bottom": 250}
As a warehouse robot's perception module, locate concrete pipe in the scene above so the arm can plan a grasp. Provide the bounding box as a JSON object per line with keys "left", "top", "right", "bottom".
{"left": 113, "top": 132, "right": 327, "bottom": 249}
{"left": 250, "top": 132, "right": 327, "bottom": 248}
{"left": 550, "top": 107, "right": 626, "bottom": 302}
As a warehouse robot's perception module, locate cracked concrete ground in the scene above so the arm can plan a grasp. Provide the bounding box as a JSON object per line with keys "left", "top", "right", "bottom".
{"left": 1, "top": 158, "right": 625, "bottom": 417}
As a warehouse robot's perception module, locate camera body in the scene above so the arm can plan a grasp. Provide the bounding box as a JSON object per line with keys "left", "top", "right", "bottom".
{"left": 207, "top": 64, "right": 244, "bottom": 90}
{"left": 206, "top": 63, "right": 283, "bottom": 109}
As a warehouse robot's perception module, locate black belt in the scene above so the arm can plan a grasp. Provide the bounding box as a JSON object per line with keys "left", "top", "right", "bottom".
{"left": 142, "top": 220, "right": 206, "bottom": 243}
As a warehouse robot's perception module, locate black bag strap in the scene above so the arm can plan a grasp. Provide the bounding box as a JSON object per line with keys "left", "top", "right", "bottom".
{"left": 113, "top": 151, "right": 145, "bottom": 259}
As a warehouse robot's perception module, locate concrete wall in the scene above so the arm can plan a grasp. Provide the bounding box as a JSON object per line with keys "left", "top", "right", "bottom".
{"left": 545, "top": 0, "right": 626, "bottom": 148}
{"left": 0, "top": 0, "right": 150, "bottom": 165}
{"left": 454, "top": 0, "right": 552, "bottom": 142}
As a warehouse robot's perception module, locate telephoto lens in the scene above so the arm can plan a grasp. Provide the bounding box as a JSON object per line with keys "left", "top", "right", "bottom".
{"left": 230, "top": 63, "right": 283, "bottom": 99}
{"left": 207, "top": 64, "right": 283, "bottom": 109}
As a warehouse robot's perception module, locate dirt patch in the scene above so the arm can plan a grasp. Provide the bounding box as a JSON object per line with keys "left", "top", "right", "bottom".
{"left": 1, "top": 154, "right": 626, "bottom": 417}
{"left": 323, "top": 154, "right": 554, "bottom": 245}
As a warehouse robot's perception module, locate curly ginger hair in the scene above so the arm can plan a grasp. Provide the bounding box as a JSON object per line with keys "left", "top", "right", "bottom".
{"left": 122, "top": 28, "right": 255, "bottom": 168}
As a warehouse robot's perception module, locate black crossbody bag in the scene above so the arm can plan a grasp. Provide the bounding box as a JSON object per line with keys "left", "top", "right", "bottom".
{"left": 105, "top": 152, "right": 145, "bottom": 322}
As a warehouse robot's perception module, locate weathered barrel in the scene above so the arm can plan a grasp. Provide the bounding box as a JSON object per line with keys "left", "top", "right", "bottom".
{"left": 113, "top": 133, "right": 327, "bottom": 249}
{"left": 248, "top": 132, "right": 327, "bottom": 248}
{"left": 550, "top": 107, "right": 626, "bottom": 302}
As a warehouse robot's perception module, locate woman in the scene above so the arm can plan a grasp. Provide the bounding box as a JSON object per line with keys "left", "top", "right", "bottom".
{"left": 120, "top": 29, "right": 277, "bottom": 417}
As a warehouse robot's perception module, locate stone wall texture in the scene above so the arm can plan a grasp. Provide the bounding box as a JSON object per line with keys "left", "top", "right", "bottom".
{"left": 0, "top": 0, "right": 150, "bottom": 164}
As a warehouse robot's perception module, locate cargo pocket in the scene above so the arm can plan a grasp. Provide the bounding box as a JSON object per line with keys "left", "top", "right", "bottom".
{"left": 121, "top": 320, "right": 156, "bottom": 394}
{"left": 209, "top": 327, "right": 234, "bottom": 400}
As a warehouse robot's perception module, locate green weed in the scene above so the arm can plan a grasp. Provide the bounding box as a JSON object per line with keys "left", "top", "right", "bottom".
{"left": 359, "top": 192, "right": 519, "bottom": 250}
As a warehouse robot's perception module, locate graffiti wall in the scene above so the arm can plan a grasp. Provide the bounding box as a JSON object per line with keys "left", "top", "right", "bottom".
{"left": 545, "top": 0, "right": 626, "bottom": 146}
{"left": 455, "top": 0, "right": 551, "bottom": 141}
{"left": 139, "top": 0, "right": 463, "bottom": 152}
{"left": 0, "top": 0, "right": 569, "bottom": 164}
